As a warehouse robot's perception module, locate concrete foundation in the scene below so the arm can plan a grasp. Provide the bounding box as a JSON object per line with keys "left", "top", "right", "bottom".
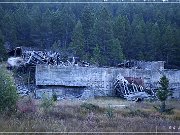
{"left": 36, "top": 65, "right": 180, "bottom": 99}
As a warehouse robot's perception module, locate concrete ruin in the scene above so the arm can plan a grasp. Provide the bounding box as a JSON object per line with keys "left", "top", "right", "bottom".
{"left": 5, "top": 46, "right": 180, "bottom": 100}
{"left": 35, "top": 63, "right": 180, "bottom": 100}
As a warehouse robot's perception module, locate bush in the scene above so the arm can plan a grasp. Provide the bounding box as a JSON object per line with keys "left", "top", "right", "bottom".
{"left": 128, "top": 109, "right": 149, "bottom": 117}
{"left": 122, "top": 108, "right": 149, "bottom": 118}
{"left": 80, "top": 103, "right": 99, "bottom": 112}
{"left": 106, "top": 104, "right": 114, "bottom": 119}
{"left": 52, "top": 92, "right": 57, "bottom": 102}
{"left": 0, "top": 38, "right": 7, "bottom": 61}
{"left": 17, "top": 96, "right": 36, "bottom": 113}
{"left": 40, "top": 94, "right": 54, "bottom": 113}
{"left": 0, "top": 68, "right": 18, "bottom": 113}
{"left": 153, "top": 105, "right": 174, "bottom": 115}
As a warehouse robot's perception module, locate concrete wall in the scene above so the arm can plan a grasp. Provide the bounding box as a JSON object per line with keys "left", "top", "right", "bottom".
{"left": 35, "top": 86, "right": 84, "bottom": 99}
{"left": 36, "top": 65, "right": 180, "bottom": 98}
{"left": 136, "top": 61, "right": 165, "bottom": 70}
{"left": 36, "top": 65, "right": 115, "bottom": 96}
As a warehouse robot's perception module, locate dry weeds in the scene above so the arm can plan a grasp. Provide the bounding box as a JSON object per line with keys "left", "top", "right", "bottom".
{"left": 0, "top": 97, "right": 179, "bottom": 134}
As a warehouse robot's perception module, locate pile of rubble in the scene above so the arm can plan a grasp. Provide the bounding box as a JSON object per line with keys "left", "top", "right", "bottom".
{"left": 6, "top": 46, "right": 92, "bottom": 98}
{"left": 14, "top": 75, "right": 29, "bottom": 97}
{"left": 114, "top": 74, "right": 154, "bottom": 101}
{"left": 7, "top": 47, "right": 90, "bottom": 68}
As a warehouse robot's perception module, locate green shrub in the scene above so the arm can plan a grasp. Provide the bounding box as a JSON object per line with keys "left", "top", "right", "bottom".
{"left": 129, "top": 109, "right": 148, "bottom": 117}
{"left": 0, "top": 68, "right": 18, "bottom": 113}
{"left": 153, "top": 105, "right": 174, "bottom": 115}
{"left": 52, "top": 92, "right": 57, "bottom": 102}
{"left": 0, "top": 38, "right": 7, "bottom": 61}
{"left": 17, "top": 96, "right": 36, "bottom": 113}
{"left": 122, "top": 108, "right": 149, "bottom": 118}
{"left": 40, "top": 94, "right": 54, "bottom": 113}
{"left": 80, "top": 103, "right": 99, "bottom": 112}
{"left": 106, "top": 104, "right": 114, "bottom": 119}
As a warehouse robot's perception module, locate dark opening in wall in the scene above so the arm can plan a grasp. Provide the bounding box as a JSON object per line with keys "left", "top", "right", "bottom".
{"left": 36, "top": 85, "right": 86, "bottom": 99}
{"left": 8, "top": 47, "right": 22, "bottom": 57}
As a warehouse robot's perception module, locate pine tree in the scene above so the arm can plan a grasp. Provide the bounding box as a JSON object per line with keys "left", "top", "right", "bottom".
{"left": 113, "top": 15, "right": 126, "bottom": 48}
{"left": 171, "top": 28, "right": 180, "bottom": 68}
{"left": 81, "top": 6, "right": 94, "bottom": 40}
{"left": 60, "top": 6, "right": 76, "bottom": 50}
{"left": 0, "top": 5, "right": 4, "bottom": 30}
{"left": 92, "top": 44, "right": 101, "bottom": 65}
{"left": 161, "top": 25, "right": 175, "bottom": 65}
{"left": 151, "top": 23, "right": 161, "bottom": 61}
{"left": 94, "top": 7, "right": 114, "bottom": 66}
{"left": 13, "top": 4, "right": 31, "bottom": 46}
{"left": 40, "top": 9, "right": 52, "bottom": 49}
{"left": 0, "top": 31, "right": 7, "bottom": 61}
{"left": 111, "top": 39, "right": 124, "bottom": 65}
{"left": 2, "top": 10, "right": 17, "bottom": 45}
{"left": 130, "top": 14, "right": 146, "bottom": 60}
{"left": 156, "top": 75, "right": 171, "bottom": 113}
{"left": 113, "top": 15, "right": 130, "bottom": 60}
{"left": 29, "top": 5, "right": 43, "bottom": 47}
{"left": 70, "top": 21, "right": 85, "bottom": 59}
{"left": 51, "top": 40, "right": 61, "bottom": 52}
{"left": 51, "top": 6, "right": 75, "bottom": 50}
{"left": 51, "top": 9, "right": 64, "bottom": 44}
{"left": 81, "top": 6, "right": 95, "bottom": 59}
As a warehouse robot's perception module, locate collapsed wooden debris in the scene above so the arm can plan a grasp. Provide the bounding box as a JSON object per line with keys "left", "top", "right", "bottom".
{"left": 7, "top": 47, "right": 90, "bottom": 68}
{"left": 118, "top": 60, "right": 165, "bottom": 70}
{"left": 114, "top": 74, "right": 154, "bottom": 101}
{"left": 6, "top": 46, "right": 92, "bottom": 98}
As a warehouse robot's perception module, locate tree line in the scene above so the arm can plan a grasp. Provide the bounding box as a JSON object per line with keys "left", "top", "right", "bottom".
{"left": 0, "top": 3, "right": 179, "bottom": 67}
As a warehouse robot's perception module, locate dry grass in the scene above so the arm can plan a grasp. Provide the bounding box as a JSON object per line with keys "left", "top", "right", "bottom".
{"left": 0, "top": 97, "right": 180, "bottom": 134}
{"left": 53, "top": 97, "right": 130, "bottom": 110}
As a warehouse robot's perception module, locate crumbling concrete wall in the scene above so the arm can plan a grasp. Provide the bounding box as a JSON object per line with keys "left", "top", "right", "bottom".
{"left": 36, "top": 65, "right": 180, "bottom": 98}
{"left": 136, "top": 61, "right": 165, "bottom": 70}
{"left": 36, "top": 65, "right": 115, "bottom": 96}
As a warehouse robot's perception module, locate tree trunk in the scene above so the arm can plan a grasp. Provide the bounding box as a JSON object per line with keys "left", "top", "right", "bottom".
{"left": 160, "top": 101, "right": 166, "bottom": 113}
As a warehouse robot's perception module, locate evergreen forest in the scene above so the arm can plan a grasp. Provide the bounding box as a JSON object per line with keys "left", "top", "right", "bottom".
{"left": 0, "top": 2, "right": 179, "bottom": 68}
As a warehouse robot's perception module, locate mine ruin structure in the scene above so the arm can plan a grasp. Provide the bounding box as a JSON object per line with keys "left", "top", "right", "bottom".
{"left": 36, "top": 65, "right": 180, "bottom": 100}
{"left": 5, "top": 47, "right": 180, "bottom": 100}
{"left": 7, "top": 47, "right": 83, "bottom": 67}
{"left": 113, "top": 75, "right": 150, "bottom": 100}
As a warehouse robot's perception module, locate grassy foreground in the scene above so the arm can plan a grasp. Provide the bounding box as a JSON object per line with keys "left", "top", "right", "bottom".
{"left": 0, "top": 63, "right": 179, "bottom": 134}
{"left": 0, "top": 97, "right": 180, "bottom": 134}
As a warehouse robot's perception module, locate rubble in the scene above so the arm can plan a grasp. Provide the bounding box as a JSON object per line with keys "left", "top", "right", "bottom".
{"left": 14, "top": 75, "right": 29, "bottom": 97}
{"left": 7, "top": 57, "right": 24, "bottom": 68}
{"left": 7, "top": 47, "right": 90, "bottom": 68}
{"left": 114, "top": 74, "right": 153, "bottom": 101}
{"left": 124, "top": 92, "right": 151, "bottom": 101}
{"left": 6, "top": 47, "right": 92, "bottom": 98}
{"left": 118, "top": 60, "right": 165, "bottom": 70}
